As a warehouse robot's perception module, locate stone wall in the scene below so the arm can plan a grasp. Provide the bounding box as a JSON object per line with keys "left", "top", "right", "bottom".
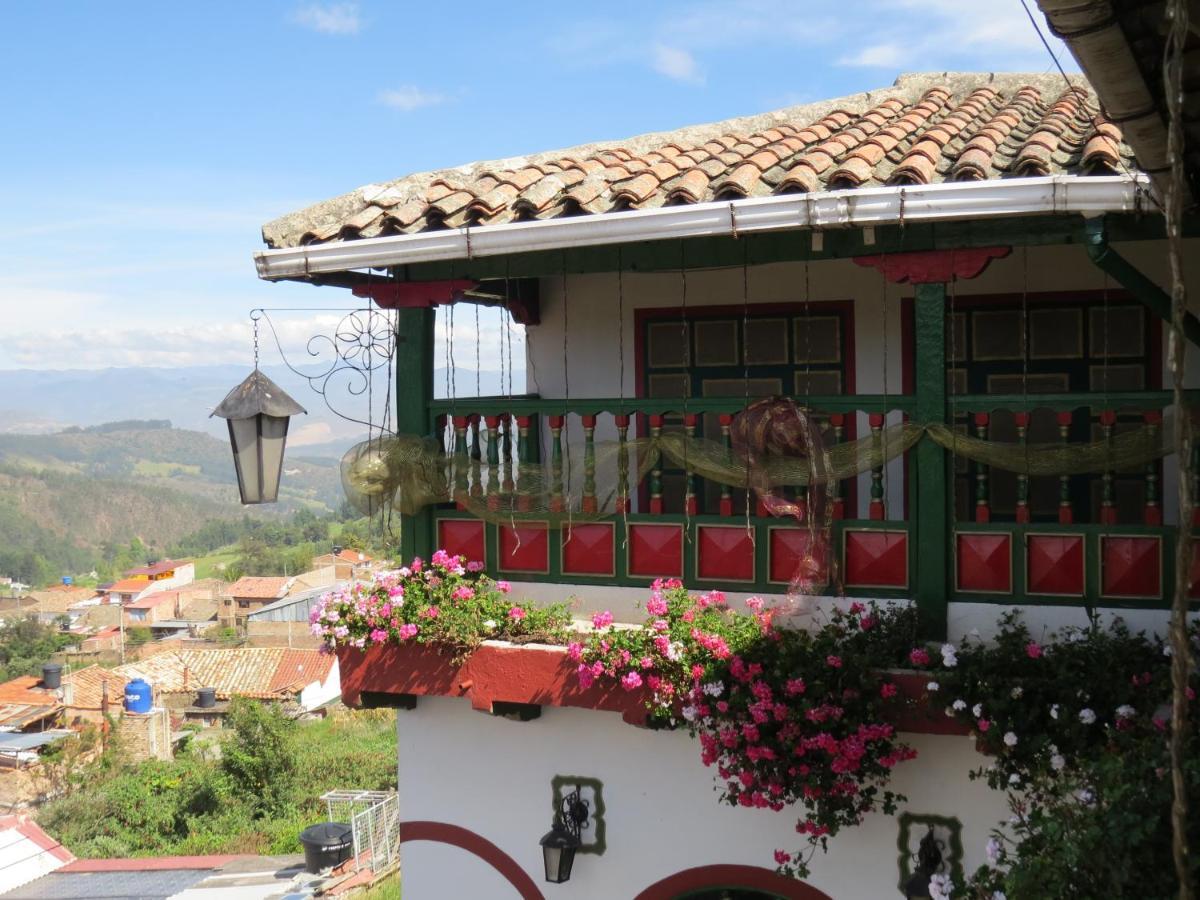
{"left": 116, "top": 707, "right": 172, "bottom": 762}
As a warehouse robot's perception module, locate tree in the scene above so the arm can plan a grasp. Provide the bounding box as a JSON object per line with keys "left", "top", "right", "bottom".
{"left": 220, "top": 698, "right": 297, "bottom": 816}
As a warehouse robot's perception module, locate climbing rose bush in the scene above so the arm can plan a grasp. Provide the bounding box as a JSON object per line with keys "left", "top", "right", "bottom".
{"left": 311, "top": 549, "right": 570, "bottom": 659}
{"left": 573, "top": 581, "right": 919, "bottom": 878}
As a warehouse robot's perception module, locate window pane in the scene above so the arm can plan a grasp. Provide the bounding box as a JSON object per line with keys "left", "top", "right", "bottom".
{"left": 973, "top": 310, "right": 1025, "bottom": 361}
{"left": 648, "top": 322, "right": 689, "bottom": 367}
{"left": 793, "top": 317, "right": 841, "bottom": 364}
{"left": 1089, "top": 305, "right": 1144, "bottom": 357}
{"left": 745, "top": 318, "right": 788, "bottom": 364}
{"left": 1030, "top": 308, "right": 1083, "bottom": 359}
{"left": 694, "top": 320, "right": 739, "bottom": 366}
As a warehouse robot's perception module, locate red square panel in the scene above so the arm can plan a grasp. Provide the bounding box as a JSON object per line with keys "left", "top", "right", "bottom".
{"left": 562, "top": 524, "right": 615, "bottom": 576}
{"left": 628, "top": 524, "right": 683, "bottom": 578}
{"left": 769, "top": 528, "right": 829, "bottom": 586}
{"left": 697, "top": 526, "right": 755, "bottom": 582}
{"left": 498, "top": 524, "right": 549, "bottom": 573}
{"left": 1026, "top": 534, "right": 1084, "bottom": 596}
{"left": 1101, "top": 536, "right": 1161, "bottom": 599}
{"left": 843, "top": 530, "right": 908, "bottom": 589}
{"left": 438, "top": 519, "right": 485, "bottom": 568}
{"left": 956, "top": 532, "right": 1012, "bottom": 593}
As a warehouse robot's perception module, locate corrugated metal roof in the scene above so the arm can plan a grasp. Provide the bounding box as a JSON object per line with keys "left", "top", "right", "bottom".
{"left": 247, "top": 584, "right": 344, "bottom": 623}
{"left": 0, "top": 730, "right": 74, "bottom": 753}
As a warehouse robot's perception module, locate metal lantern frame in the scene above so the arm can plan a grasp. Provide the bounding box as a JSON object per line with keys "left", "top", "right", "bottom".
{"left": 539, "top": 784, "right": 591, "bottom": 884}
{"left": 211, "top": 369, "right": 306, "bottom": 505}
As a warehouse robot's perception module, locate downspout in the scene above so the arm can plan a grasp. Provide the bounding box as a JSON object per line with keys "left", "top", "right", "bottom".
{"left": 1083, "top": 216, "right": 1200, "bottom": 347}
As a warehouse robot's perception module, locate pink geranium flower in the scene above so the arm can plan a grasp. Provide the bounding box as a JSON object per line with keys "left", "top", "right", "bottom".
{"left": 508, "top": 606, "right": 526, "bottom": 621}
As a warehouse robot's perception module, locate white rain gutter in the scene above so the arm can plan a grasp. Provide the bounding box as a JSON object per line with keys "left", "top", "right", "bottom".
{"left": 254, "top": 175, "right": 1152, "bottom": 281}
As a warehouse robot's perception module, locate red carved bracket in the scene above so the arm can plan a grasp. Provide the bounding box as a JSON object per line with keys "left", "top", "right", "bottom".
{"left": 352, "top": 279, "right": 541, "bottom": 325}
{"left": 853, "top": 246, "right": 1011, "bottom": 284}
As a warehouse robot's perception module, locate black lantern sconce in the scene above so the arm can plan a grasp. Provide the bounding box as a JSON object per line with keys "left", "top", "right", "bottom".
{"left": 902, "top": 827, "right": 946, "bottom": 899}
{"left": 539, "top": 784, "right": 591, "bottom": 884}
{"left": 212, "top": 368, "right": 305, "bottom": 505}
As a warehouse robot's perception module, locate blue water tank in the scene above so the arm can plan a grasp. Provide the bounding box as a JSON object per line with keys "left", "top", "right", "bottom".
{"left": 124, "top": 678, "right": 153, "bottom": 714}
{"left": 61, "top": 576, "right": 73, "bottom": 586}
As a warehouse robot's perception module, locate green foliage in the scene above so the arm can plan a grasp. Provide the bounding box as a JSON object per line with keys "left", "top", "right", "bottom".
{"left": 124, "top": 626, "right": 153, "bottom": 647}
{"left": 0, "top": 615, "right": 80, "bottom": 681}
{"left": 36, "top": 709, "right": 397, "bottom": 858}
{"left": 220, "top": 698, "right": 297, "bottom": 816}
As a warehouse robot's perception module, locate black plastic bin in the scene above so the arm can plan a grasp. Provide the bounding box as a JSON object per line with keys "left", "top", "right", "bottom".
{"left": 298, "top": 822, "right": 353, "bottom": 873}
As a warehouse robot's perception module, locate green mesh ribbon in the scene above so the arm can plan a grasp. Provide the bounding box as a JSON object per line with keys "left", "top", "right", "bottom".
{"left": 341, "top": 417, "right": 1172, "bottom": 522}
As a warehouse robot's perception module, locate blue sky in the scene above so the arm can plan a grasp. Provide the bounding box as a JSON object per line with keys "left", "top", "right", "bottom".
{"left": 0, "top": 1, "right": 1074, "bottom": 371}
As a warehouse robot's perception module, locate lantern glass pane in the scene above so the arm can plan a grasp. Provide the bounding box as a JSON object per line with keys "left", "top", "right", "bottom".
{"left": 228, "top": 417, "right": 261, "bottom": 504}
{"left": 542, "top": 845, "right": 562, "bottom": 883}
{"left": 257, "top": 414, "right": 290, "bottom": 503}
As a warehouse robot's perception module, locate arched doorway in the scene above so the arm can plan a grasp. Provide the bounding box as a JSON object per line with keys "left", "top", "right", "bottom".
{"left": 635, "top": 865, "right": 834, "bottom": 900}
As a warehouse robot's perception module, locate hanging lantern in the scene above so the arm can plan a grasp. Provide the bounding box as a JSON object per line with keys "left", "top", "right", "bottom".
{"left": 212, "top": 370, "right": 306, "bottom": 504}
{"left": 538, "top": 784, "right": 590, "bottom": 883}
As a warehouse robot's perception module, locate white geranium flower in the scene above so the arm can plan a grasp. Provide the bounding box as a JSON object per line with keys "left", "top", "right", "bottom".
{"left": 681, "top": 705, "right": 698, "bottom": 722}
{"left": 953, "top": 699, "right": 967, "bottom": 711}
{"left": 1010, "top": 686, "right": 1023, "bottom": 699}
{"left": 993, "top": 892, "right": 1008, "bottom": 900}
{"left": 1003, "top": 731, "right": 1018, "bottom": 747}
{"left": 1079, "top": 708, "right": 1097, "bottom": 725}
{"left": 1051, "top": 754, "right": 1066, "bottom": 771}
{"left": 702, "top": 681, "right": 725, "bottom": 697}
{"left": 929, "top": 873, "right": 954, "bottom": 900}
{"left": 986, "top": 836, "right": 1002, "bottom": 864}
{"left": 940, "top": 643, "right": 958, "bottom": 667}
{"left": 927, "top": 681, "right": 940, "bottom": 692}
{"left": 1115, "top": 704, "right": 1136, "bottom": 719}
{"left": 972, "top": 703, "right": 984, "bottom": 718}
{"left": 1009, "top": 773, "right": 1021, "bottom": 786}
{"left": 1050, "top": 704, "right": 1060, "bottom": 720}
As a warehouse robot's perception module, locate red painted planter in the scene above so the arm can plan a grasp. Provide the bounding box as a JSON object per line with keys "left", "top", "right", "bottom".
{"left": 336, "top": 644, "right": 971, "bottom": 737}
{"left": 337, "top": 641, "right": 651, "bottom": 725}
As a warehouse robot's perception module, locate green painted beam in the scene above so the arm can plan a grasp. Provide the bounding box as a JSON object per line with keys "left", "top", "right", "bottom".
{"left": 428, "top": 393, "right": 915, "bottom": 417}
{"left": 394, "top": 305, "right": 436, "bottom": 562}
{"left": 952, "top": 390, "right": 1199, "bottom": 413}
{"left": 914, "top": 282, "right": 949, "bottom": 640}
{"left": 1083, "top": 217, "right": 1200, "bottom": 347}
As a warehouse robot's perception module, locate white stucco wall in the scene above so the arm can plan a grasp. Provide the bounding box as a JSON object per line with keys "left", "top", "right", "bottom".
{"left": 396, "top": 696, "right": 1009, "bottom": 900}
{"left": 298, "top": 657, "right": 341, "bottom": 711}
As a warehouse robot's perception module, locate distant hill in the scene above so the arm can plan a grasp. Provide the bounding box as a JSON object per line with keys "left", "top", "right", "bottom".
{"left": 0, "top": 422, "right": 342, "bottom": 582}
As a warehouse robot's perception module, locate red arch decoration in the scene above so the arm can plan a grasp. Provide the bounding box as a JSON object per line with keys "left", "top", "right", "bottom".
{"left": 634, "top": 864, "right": 834, "bottom": 900}
{"left": 400, "top": 820, "right": 545, "bottom": 900}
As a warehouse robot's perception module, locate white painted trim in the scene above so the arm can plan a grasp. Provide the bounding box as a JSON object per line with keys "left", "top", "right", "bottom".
{"left": 254, "top": 175, "right": 1152, "bottom": 280}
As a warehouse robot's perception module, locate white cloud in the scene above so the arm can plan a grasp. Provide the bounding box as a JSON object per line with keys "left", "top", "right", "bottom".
{"left": 838, "top": 42, "right": 906, "bottom": 68}
{"left": 652, "top": 44, "right": 705, "bottom": 85}
{"left": 835, "top": 0, "right": 1075, "bottom": 71}
{"left": 291, "top": 2, "right": 361, "bottom": 36}
{"left": 377, "top": 86, "right": 448, "bottom": 112}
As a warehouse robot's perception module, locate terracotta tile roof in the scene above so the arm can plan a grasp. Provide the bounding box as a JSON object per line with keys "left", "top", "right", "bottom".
{"left": 227, "top": 577, "right": 291, "bottom": 601}
{"left": 126, "top": 591, "right": 177, "bottom": 610}
{"left": 0, "top": 676, "right": 61, "bottom": 728}
{"left": 263, "top": 72, "right": 1135, "bottom": 250}
{"left": 105, "top": 579, "right": 150, "bottom": 595}
{"left": 24, "top": 587, "right": 95, "bottom": 613}
{"left": 124, "top": 559, "right": 190, "bottom": 577}
{"left": 268, "top": 649, "right": 336, "bottom": 694}
{"left": 63, "top": 665, "right": 122, "bottom": 710}
{"left": 113, "top": 648, "right": 331, "bottom": 700}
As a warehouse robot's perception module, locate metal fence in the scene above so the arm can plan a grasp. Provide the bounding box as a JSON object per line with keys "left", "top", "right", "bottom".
{"left": 321, "top": 789, "right": 400, "bottom": 874}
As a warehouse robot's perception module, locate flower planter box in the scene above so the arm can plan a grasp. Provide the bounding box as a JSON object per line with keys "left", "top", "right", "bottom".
{"left": 336, "top": 641, "right": 651, "bottom": 725}
{"left": 336, "top": 644, "right": 971, "bottom": 737}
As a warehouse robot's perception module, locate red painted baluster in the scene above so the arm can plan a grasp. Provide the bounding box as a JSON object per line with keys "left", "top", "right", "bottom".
{"left": 974, "top": 412, "right": 990, "bottom": 524}
{"left": 869, "top": 412, "right": 885, "bottom": 520}
{"left": 1057, "top": 411, "right": 1073, "bottom": 524}
{"left": 718, "top": 413, "right": 734, "bottom": 518}
{"left": 683, "top": 413, "right": 698, "bottom": 516}
{"left": 648, "top": 414, "right": 664, "bottom": 515}
{"left": 1014, "top": 412, "right": 1030, "bottom": 524}
{"left": 829, "top": 413, "right": 845, "bottom": 520}
{"left": 1099, "top": 410, "right": 1117, "bottom": 525}
{"left": 614, "top": 414, "right": 631, "bottom": 514}
{"left": 1143, "top": 411, "right": 1162, "bottom": 525}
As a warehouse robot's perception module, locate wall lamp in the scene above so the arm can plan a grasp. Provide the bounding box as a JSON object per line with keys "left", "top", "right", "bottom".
{"left": 539, "top": 784, "right": 591, "bottom": 883}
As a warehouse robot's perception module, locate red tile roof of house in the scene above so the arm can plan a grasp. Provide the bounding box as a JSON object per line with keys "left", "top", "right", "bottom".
{"left": 124, "top": 559, "right": 191, "bottom": 577}
{"left": 105, "top": 578, "right": 150, "bottom": 594}
{"left": 126, "top": 591, "right": 177, "bottom": 610}
{"left": 62, "top": 665, "right": 120, "bottom": 710}
{"left": 114, "top": 648, "right": 334, "bottom": 700}
{"left": 335, "top": 548, "right": 370, "bottom": 563}
{"left": 227, "top": 576, "right": 291, "bottom": 600}
{"left": 0, "top": 675, "right": 61, "bottom": 728}
{"left": 263, "top": 73, "right": 1133, "bottom": 250}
